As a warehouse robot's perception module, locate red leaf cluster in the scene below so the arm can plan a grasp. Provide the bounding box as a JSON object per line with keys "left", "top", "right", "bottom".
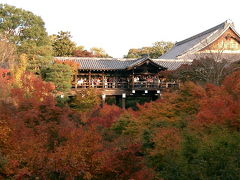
{"left": 72, "top": 49, "right": 94, "bottom": 57}
{"left": 193, "top": 71, "right": 240, "bottom": 129}
{"left": 90, "top": 104, "right": 123, "bottom": 127}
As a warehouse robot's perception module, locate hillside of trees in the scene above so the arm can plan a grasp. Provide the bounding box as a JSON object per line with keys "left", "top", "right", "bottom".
{"left": 1, "top": 65, "right": 240, "bottom": 179}
{"left": 1, "top": 3, "right": 240, "bottom": 180}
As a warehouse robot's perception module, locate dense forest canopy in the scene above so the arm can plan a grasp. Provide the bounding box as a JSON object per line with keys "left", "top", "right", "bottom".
{"left": 0, "top": 3, "right": 240, "bottom": 180}
{"left": 1, "top": 68, "right": 240, "bottom": 179}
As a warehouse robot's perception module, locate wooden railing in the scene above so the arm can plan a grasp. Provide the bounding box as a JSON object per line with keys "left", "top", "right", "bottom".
{"left": 73, "top": 82, "right": 129, "bottom": 89}
{"left": 73, "top": 81, "right": 179, "bottom": 89}
{"left": 132, "top": 82, "right": 159, "bottom": 89}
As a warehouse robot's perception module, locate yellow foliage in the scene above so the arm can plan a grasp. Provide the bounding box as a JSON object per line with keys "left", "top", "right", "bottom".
{"left": 13, "top": 54, "right": 28, "bottom": 87}
{"left": 70, "top": 89, "right": 101, "bottom": 113}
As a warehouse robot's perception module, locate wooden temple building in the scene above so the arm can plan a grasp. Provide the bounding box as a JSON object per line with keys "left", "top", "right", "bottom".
{"left": 160, "top": 19, "right": 240, "bottom": 60}
{"left": 56, "top": 56, "right": 190, "bottom": 108}
{"left": 56, "top": 20, "right": 240, "bottom": 108}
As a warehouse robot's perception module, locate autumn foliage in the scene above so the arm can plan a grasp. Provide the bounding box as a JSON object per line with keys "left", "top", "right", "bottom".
{"left": 1, "top": 69, "right": 240, "bottom": 179}
{"left": 0, "top": 70, "right": 152, "bottom": 179}
{"left": 72, "top": 49, "right": 95, "bottom": 57}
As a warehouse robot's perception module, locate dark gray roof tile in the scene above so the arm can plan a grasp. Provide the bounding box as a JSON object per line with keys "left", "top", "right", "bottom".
{"left": 55, "top": 57, "right": 191, "bottom": 71}
{"left": 55, "top": 57, "right": 137, "bottom": 70}
{"left": 153, "top": 59, "right": 192, "bottom": 70}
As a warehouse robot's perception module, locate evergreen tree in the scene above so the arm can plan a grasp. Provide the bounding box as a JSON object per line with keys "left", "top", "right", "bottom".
{"left": 42, "top": 63, "right": 73, "bottom": 92}
{"left": 51, "top": 31, "right": 76, "bottom": 57}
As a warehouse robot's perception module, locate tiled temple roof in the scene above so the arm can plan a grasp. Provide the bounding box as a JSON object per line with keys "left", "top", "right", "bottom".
{"left": 55, "top": 57, "right": 191, "bottom": 71}
{"left": 55, "top": 57, "right": 139, "bottom": 70}
{"left": 153, "top": 59, "right": 192, "bottom": 70}
{"left": 160, "top": 20, "right": 240, "bottom": 59}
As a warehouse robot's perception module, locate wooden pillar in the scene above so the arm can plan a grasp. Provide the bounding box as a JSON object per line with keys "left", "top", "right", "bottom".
{"left": 88, "top": 71, "right": 91, "bottom": 88}
{"left": 132, "top": 70, "right": 134, "bottom": 88}
{"left": 113, "top": 76, "right": 116, "bottom": 88}
{"left": 102, "top": 72, "right": 105, "bottom": 88}
{"left": 101, "top": 94, "right": 106, "bottom": 107}
{"left": 157, "top": 90, "right": 161, "bottom": 99}
{"left": 122, "top": 98, "right": 126, "bottom": 109}
{"left": 122, "top": 93, "right": 126, "bottom": 109}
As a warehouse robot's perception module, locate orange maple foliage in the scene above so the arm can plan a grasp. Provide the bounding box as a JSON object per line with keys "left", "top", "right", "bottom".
{"left": 47, "top": 126, "right": 107, "bottom": 179}
{"left": 0, "top": 72, "right": 82, "bottom": 178}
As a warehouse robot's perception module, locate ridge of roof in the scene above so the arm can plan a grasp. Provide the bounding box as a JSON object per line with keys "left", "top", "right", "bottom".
{"left": 175, "top": 21, "right": 227, "bottom": 46}
{"left": 55, "top": 57, "right": 192, "bottom": 71}
{"left": 127, "top": 56, "right": 166, "bottom": 70}
{"left": 126, "top": 56, "right": 149, "bottom": 68}
{"left": 153, "top": 59, "right": 193, "bottom": 62}
{"left": 54, "top": 57, "right": 136, "bottom": 61}
{"left": 227, "top": 20, "right": 240, "bottom": 37}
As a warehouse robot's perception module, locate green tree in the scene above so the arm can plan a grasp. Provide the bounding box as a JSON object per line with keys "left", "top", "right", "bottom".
{"left": 174, "top": 128, "right": 240, "bottom": 180}
{"left": 42, "top": 63, "right": 73, "bottom": 92}
{"left": 125, "top": 41, "right": 174, "bottom": 58}
{"left": 152, "top": 41, "right": 174, "bottom": 58}
{"left": 90, "top": 47, "right": 111, "bottom": 58}
{"left": 51, "top": 31, "right": 76, "bottom": 57}
{"left": 0, "top": 4, "right": 53, "bottom": 73}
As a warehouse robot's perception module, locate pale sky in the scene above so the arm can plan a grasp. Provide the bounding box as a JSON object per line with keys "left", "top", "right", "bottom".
{"left": 1, "top": 0, "right": 240, "bottom": 57}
